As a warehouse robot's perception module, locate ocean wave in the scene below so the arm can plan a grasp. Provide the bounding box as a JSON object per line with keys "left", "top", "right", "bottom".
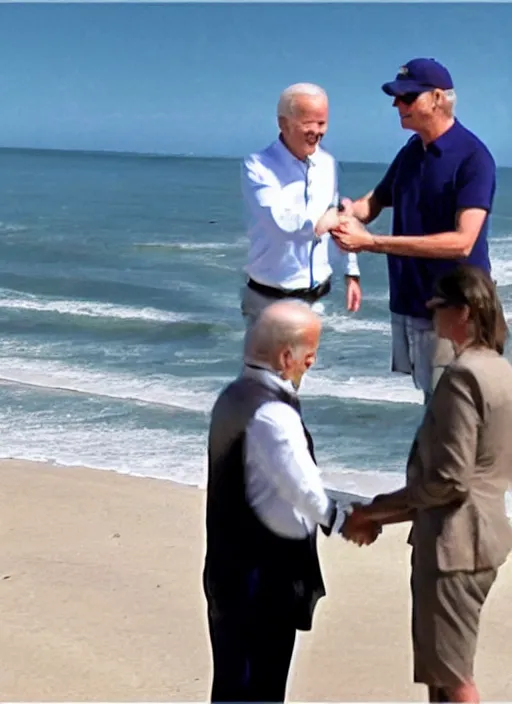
{"left": 301, "top": 372, "right": 423, "bottom": 405}
{"left": 0, "top": 357, "right": 224, "bottom": 413}
{"left": 358, "top": 291, "right": 389, "bottom": 303}
{"left": 0, "top": 351, "right": 422, "bottom": 412}
{"left": 0, "top": 289, "right": 187, "bottom": 324}
{"left": 0, "top": 221, "right": 28, "bottom": 233}
{"left": 0, "top": 412, "right": 208, "bottom": 487}
{"left": 490, "top": 259, "right": 512, "bottom": 288}
{"left": 134, "top": 240, "right": 245, "bottom": 252}
{"left": 322, "top": 465, "right": 404, "bottom": 497}
{"left": 323, "top": 312, "right": 390, "bottom": 334}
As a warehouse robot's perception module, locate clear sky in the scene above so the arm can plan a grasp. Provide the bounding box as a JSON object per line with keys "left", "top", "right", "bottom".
{"left": 0, "top": 2, "right": 511, "bottom": 165}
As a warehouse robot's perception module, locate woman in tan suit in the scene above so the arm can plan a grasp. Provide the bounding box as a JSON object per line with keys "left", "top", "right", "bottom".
{"left": 344, "top": 265, "right": 512, "bottom": 703}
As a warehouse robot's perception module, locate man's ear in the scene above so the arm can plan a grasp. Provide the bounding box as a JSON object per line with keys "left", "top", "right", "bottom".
{"left": 432, "top": 89, "right": 443, "bottom": 109}
{"left": 278, "top": 115, "right": 287, "bottom": 132}
{"left": 277, "top": 346, "right": 292, "bottom": 376}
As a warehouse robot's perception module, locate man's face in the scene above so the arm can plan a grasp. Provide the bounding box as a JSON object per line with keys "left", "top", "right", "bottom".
{"left": 392, "top": 89, "right": 438, "bottom": 132}
{"left": 279, "top": 94, "right": 328, "bottom": 160}
{"left": 280, "top": 319, "right": 321, "bottom": 390}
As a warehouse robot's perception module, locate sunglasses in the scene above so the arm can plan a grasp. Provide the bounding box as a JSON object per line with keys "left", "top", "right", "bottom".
{"left": 396, "top": 92, "right": 421, "bottom": 106}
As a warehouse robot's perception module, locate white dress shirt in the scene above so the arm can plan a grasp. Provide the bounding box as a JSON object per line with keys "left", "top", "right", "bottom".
{"left": 242, "top": 137, "right": 360, "bottom": 290}
{"left": 244, "top": 363, "right": 339, "bottom": 539}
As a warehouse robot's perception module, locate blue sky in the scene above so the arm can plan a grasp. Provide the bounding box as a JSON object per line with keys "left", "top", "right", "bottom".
{"left": 0, "top": 2, "right": 511, "bottom": 165}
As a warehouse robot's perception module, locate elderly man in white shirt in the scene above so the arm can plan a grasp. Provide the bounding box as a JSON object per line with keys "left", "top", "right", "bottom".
{"left": 203, "top": 301, "right": 378, "bottom": 703}
{"left": 241, "top": 82, "right": 362, "bottom": 325}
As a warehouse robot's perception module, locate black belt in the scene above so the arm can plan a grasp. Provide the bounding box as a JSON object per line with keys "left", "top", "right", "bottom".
{"left": 247, "top": 277, "right": 331, "bottom": 303}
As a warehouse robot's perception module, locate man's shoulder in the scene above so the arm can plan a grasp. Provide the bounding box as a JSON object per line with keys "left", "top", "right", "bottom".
{"left": 241, "top": 143, "right": 284, "bottom": 188}
{"left": 315, "top": 144, "right": 336, "bottom": 165}
{"left": 212, "top": 375, "right": 293, "bottom": 416}
{"left": 243, "top": 140, "right": 280, "bottom": 170}
{"left": 210, "top": 377, "right": 263, "bottom": 435}
{"left": 387, "top": 135, "right": 421, "bottom": 167}
{"left": 453, "top": 122, "right": 496, "bottom": 165}
{"left": 394, "top": 134, "right": 421, "bottom": 155}
{"left": 405, "top": 133, "right": 421, "bottom": 149}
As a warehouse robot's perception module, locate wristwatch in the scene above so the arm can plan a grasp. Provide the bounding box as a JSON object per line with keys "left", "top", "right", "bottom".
{"left": 326, "top": 200, "right": 345, "bottom": 240}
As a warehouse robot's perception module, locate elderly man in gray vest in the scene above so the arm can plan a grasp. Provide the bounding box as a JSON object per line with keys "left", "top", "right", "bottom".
{"left": 203, "top": 301, "right": 378, "bottom": 703}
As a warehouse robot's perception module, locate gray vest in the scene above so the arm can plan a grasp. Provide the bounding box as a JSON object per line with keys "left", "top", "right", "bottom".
{"left": 203, "top": 373, "right": 325, "bottom": 631}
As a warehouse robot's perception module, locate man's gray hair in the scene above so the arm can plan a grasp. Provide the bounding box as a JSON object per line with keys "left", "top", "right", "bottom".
{"left": 244, "top": 300, "right": 319, "bottom": 365}
{"left": 441, "top": 88, "right": 457, "bottom": 116}
{"left": 277, "top": 83, "right": 328, "bottom": 118}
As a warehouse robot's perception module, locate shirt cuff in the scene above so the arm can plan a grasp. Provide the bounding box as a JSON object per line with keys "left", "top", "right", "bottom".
{"left": 319, "top": 498, "right": 338, "bottom": 536}
{"left": 320, "top": 500, "right": 349, "bottom": 536}
{"left": 344, "top": 252, "right": 360, "bottom": 277}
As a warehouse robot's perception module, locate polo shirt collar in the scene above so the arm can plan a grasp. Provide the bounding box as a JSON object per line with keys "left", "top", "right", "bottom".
{"left": 424, "top": 119, "right": 460, "bottom": 156}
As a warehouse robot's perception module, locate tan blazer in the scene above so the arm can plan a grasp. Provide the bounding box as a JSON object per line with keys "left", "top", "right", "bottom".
{"left": 406, "top": 347, "right": 512, "bottom": 573}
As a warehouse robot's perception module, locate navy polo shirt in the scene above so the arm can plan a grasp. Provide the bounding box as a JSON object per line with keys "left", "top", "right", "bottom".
{"left": 374, "top": 119, "right": 496, "bottom": 319}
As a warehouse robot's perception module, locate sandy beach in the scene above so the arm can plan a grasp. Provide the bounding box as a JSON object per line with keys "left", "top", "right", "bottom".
{"left": 0, "top": 459, "right": 511, "bottom": 702}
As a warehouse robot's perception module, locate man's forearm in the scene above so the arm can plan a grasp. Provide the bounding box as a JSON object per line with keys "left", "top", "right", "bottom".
{"left": 351, "top": 191, "right": 383, "bottom": 225}
{"left": 369, "top": 231, "right": 472, "bottom": 259}
{"left": 358, "top": 488, "right": 412, "bottom": 521}
{"left": 351, "top": 199, "right": 378, "bottom": 225}
{"left": 378, "top": 509, "right": 415, "bottom": 525}
{"left": 359, "top": 480, "right": 466, "bottom": 522}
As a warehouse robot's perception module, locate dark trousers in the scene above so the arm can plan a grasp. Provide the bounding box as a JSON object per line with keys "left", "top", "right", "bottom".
{"left": 207, "top": 593, "right": 296, "bottom": 703}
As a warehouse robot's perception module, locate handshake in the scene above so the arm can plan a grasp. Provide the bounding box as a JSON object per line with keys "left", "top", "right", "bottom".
{"left": 315, "top": 197, "right": 375, "bottom": 254}
{"left": 339, "top": 503, "right": 382, "bottom": 547}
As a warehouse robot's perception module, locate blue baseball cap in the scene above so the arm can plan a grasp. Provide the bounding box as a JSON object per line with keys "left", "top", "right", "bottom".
{"left": 382, "top": 58, "right": 454, "bottom": 97}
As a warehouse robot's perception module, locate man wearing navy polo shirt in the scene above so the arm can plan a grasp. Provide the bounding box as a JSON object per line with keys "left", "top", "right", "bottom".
{"left": 317, "top": 57, "right": 496, "bottom": 404}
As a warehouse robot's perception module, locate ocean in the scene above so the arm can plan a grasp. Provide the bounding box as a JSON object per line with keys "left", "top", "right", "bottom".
{"left": 1, "top": 147, "right": 511, "bottom": 505}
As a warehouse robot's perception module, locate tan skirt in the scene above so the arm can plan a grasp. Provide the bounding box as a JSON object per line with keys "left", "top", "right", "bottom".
{"left": 411, "top": 564, "right": 496, "bottom": 688}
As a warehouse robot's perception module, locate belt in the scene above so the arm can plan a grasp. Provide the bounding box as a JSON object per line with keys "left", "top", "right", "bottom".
{"left": 247, "top": 277, "right": 331, "bottom": 303}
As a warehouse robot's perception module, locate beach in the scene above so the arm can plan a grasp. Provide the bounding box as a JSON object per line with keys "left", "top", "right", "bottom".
{"left": 1, "top": 459, "right": 511, "bottom": 701}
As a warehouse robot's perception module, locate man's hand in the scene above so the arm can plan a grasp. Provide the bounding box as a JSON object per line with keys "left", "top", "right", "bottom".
{"left": 314, "top": 198, "right": 355, "bottom": 236}
{"left": 339, "top": 197, "right": 354, "bottom": 216}
{"left": 341, "top": 504, "right": 382, "bottom": 546}
{"left": 332, "top": 216, "right": 374, "bottom": 253}
{"left": 345, "top": 275, "right": 361, "bottom": 312}
{"left": 315, "top": 208, "right": 341, "bottom": 236}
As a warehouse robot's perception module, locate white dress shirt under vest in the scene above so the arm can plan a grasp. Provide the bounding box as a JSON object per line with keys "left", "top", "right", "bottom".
{"left": 243, "top": 363, "right": 343, "bottom": 539}
{"left": 242, "top": 138, "right": 360, "bottom": 290}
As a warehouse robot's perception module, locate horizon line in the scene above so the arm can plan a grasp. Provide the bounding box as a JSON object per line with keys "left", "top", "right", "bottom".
{"left": 0, "top": 144, "right": 393, "bottom": 168}
{"left": 1, "top": 144, "right": 511, "bottom": 170}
